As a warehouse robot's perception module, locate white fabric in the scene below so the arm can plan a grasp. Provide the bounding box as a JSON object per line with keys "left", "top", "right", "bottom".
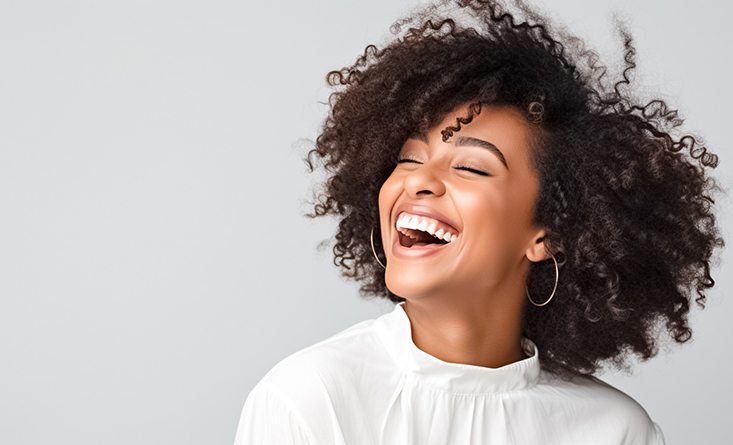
{"left": 234, "top": 302, "right": 666, "bottom": 444}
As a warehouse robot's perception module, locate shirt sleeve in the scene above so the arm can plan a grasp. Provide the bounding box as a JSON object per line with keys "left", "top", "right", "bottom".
{"left": 233, "top": 382, "right": 318, "bottom": 445}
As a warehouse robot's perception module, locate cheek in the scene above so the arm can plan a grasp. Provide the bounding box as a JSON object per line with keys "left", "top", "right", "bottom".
{"left": 459, "top": 188, "right": 510, "bottom": 231}
{"left": 463, "top": 180, "right": 537, "bottom": 265}
{"left": 378, "top": 175, "right": 401, "bottom": 218}
{"left": 378, "top": 176, "right": 393, "bottom": 204}
{"left": 459, "top": 189, "right": 517, "bottom": 255}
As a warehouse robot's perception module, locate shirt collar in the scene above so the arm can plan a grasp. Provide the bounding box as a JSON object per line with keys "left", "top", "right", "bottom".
{"left": 374, "top": 301, "right": 541, "bottom": 394}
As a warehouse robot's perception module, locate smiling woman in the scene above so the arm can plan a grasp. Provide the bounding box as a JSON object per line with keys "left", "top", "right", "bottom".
{"left": 234, "top": 0, "right": 724, "bottom": 444}
{"left": 378, "top": 103, "right": 555, "bottom": 338}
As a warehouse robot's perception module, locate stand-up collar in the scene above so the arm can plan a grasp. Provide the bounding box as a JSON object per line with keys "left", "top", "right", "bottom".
{"left": 374, "top": 301, "right": 541, "bottom": 394}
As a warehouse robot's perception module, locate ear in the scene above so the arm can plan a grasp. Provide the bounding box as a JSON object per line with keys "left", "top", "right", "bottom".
{"left": 525, "top": 228, "right": 550, "bottom": 262}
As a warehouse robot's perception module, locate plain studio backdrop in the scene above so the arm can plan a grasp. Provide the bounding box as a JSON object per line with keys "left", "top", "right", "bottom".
{"left": 0, "top": 0, "right": 730, "bottom": 444}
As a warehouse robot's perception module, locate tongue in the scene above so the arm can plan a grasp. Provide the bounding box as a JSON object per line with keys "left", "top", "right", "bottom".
{"left": 406, "top": 229, "right": 441, "bottom": 247}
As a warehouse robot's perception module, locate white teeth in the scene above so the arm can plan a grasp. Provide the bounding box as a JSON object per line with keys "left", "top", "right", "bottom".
{"left": 395, "top": 211, "right": 459, "bottom": 242}
{"left": 427, "top": 221, "right": 438, "bottom": 234}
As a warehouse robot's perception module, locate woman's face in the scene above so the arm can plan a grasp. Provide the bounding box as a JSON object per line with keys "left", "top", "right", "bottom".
{"left": 378, "top": 103, "right": 548, "bottom": 303}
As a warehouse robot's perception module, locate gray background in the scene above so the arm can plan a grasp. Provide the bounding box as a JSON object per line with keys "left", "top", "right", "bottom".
{"left": 0, "top": 0, "right": 729, "bottom": 444}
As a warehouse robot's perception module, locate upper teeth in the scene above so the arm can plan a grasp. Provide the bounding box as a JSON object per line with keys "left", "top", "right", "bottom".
{"left": 396, "top": 212, "right": 458, "bottom": 243}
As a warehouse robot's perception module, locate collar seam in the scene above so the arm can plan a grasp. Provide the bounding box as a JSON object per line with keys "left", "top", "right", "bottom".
{"left": 403, "top": 371, "right": 540, "bottom": 397}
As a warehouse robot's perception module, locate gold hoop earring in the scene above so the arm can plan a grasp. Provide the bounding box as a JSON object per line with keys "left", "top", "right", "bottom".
{"left": 370, "top": 226, "right": 386, "bottom": 269}
{"left": 526, "top": 252, "right": 559, "bottom": 307}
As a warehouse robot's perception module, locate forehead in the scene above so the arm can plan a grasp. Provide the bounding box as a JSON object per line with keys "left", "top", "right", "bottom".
{"left": 408, "top": 103, "right": 534, "bottom": 168}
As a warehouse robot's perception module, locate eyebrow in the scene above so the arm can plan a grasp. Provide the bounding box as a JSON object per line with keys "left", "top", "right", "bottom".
{"left": 409, "top": 132, "right": 509, "bottom": 171}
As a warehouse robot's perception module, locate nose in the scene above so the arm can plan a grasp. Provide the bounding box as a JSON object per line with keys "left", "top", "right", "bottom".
{"left": 402, "top": 161, "right": 447, "bottom": 197}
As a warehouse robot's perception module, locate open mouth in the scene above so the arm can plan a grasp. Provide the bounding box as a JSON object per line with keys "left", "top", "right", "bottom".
{"left": 397, "top": 229, "right": 451, "bottom": 248}
{"left": 393, "top": 211, "right": 459, "bottom": 251}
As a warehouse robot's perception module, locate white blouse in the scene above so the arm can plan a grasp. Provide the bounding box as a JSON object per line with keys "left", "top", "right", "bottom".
{"left": 234, "top": 302, "right": 666, "bottom": 444}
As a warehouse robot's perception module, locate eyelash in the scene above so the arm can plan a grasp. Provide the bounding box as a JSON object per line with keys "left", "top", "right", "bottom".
{"left": 395, "top": 158, "right": 490, "bottom": 177}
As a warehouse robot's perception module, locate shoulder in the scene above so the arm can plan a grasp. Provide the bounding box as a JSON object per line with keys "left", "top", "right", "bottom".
{"left": 257, "top": 316, "right": 381, "bottom": 396}
{"left": 538, "top": 373, "right": 666, "bottom": 444}
{"left": 239, "top": 316, "right": 387, "bottom": 441}
{"left": 234, "top": 381, "right": 319, "bottom": 444}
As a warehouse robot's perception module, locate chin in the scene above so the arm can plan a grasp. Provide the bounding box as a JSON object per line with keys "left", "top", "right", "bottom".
{"left": 385, "top": 272, "right": 443, "bottom": 299}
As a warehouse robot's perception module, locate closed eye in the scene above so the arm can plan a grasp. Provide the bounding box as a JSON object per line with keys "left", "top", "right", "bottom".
{"left": 396, "top": 158, "right": 490, "bottom": 177}
{"left": 454, "top": 164, "right": 490, "bottom": 176}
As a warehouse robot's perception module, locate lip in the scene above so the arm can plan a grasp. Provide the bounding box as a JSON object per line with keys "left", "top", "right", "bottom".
{"left": 392, "top": 202, "right": 461, "bottom": 236}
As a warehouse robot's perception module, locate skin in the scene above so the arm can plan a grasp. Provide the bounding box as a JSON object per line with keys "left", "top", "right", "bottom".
{"left": 377, "top": 102, "right": 551, "bottom": 369}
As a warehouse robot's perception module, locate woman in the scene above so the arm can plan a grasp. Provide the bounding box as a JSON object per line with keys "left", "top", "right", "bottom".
{"left": 234, "top": 0, "right": 723, "bottom": 443}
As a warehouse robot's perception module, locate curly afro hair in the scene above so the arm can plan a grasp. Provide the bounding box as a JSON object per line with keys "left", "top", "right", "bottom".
{"left": 301, "top": 0, "right": 726, "bottom": 380}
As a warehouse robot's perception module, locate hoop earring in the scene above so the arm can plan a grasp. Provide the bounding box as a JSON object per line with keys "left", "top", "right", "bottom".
{"left": 526, "top": 252, "right": 559, "bottom": 307}
{"left": 370, "top": 226, "right": 387, "bottom": 269}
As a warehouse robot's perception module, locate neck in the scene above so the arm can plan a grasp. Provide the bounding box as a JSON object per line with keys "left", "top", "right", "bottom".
{"left": 402, "top": 293, "right": 527, "bottom": 369}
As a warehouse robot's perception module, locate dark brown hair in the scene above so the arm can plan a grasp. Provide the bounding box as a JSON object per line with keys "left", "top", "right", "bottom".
{"left": 301, "top": 0, "right": 726, "bottom": 380}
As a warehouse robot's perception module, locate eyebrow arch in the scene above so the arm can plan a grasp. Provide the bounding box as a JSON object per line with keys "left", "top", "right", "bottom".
{"left": 408, "top": 132, "right": 509, "bottom": 171}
